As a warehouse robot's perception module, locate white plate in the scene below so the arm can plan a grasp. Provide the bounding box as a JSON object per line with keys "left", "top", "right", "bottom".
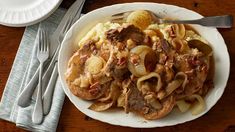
{"left": 0, "top": 0, "right": 62, "bottom": 27}
{"left": 58, "top": 2, "right": 230, "bottom": 128}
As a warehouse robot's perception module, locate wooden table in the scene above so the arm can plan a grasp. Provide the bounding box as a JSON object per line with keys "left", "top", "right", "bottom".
{"left": 0, "top": 0, "right": 235, "bottom": 131}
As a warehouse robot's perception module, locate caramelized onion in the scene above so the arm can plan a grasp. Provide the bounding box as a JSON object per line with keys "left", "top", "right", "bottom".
{"left": 175, "top": 72, "right": 188, "bottom": 89}
{"left": 85, "top": 55, "right": 106, "bottom": 75}
{"left": 172, "top": 24, "right": 186, "bottom": 39}
{"left": 144, "top": 94, "right": 162, "bottom": 110}
{"left": 88, "top": 101, "right": 114, "bottom": 112}
{"left": 137, "top": 72, "right": 162, "bottom": 92}
{"left": 176, "top": 100, "right": 191, "bottom": 112}
{"left": 98, "top": 82, "right": 120, "bottom": 102}
{"left": 165, "top": 79, "right": 183, "bottom": 96}
{"left": 128, "top": 45, "right": 157, "bottom": 77}
{"left": 189, "top": 94, "right": 206, "bottom": 115}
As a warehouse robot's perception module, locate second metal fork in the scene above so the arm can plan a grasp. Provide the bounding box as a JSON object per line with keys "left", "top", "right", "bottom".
{"left": 111, "top": 10, "right": 233, "bottom": 28}
{"left": 32, "top": 29, "right": 49, "bottom": 124}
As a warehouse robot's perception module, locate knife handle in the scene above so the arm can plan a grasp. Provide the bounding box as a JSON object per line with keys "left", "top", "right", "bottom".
{"left": 43, "top": 62, "right": 58, "bottom": 115}
{"left": 17, "top": 57, "right": 56, "bottom": 107}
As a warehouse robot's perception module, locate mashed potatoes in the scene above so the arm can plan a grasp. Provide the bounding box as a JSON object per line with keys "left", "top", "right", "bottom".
{"left": 78, "top": 22, "right": 120, "bottom": 48}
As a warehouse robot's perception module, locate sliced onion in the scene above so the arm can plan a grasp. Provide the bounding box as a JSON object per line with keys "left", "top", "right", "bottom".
{"left": 117, "top": 93, "right": 126, "bottom": 107}
{"left": 172, "top": 24, "right": 185, "bottom": 39}
{"left": 98, "top": 82, "right": 120, "bottom": 102}
{"left": 171, "top": 38, "right": 189, "bottom": 53}
{"left": 165, "top": 79, "right": 183, "bottom": 96}
{"left": 128, "top": 45, "right": 157, "bottom": 77}
{"left": 85, "top": 55, "right": 105, "bottom": 75}
{"left": 88, "top": 101, "right": 113, "bottom": 112}
{"left": 176, "top": 100, "right": 191, "bottom": 112}
{"left": 137, "top": 72, "right": 162, "bottom": 92}
{"left": 175, "top": 72, "right": 188, "bottom": 89}
{"left": 144, "top": 94, "right": 162, "bottom": 110}
{"left": 189, "top": 94, "right": 206, "bottom": 115}
{"left": 134, "top": 64, "right": 148, "bottom": 76}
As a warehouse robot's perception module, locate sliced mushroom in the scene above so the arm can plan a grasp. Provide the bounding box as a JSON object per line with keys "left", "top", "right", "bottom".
{"left": 188, "top": 40, "right": 213, "bottom": 56}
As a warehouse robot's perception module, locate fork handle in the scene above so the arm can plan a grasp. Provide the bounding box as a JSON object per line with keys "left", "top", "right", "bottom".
{"left": 43, "top": 62, "right": 58, "bottom": 115}
{"left": 17, "top": 47, "right": 58, "bottom": 107}
{"left": 163, "top": 15, "right": 233, "bottom": 28}
{"left": 32, "top": 63, "right": 43, "bottom": 124}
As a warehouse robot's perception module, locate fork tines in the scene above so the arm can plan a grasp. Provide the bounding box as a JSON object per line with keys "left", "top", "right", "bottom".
{"left": 38, "top": 29, "right": 49, "bottom": 53}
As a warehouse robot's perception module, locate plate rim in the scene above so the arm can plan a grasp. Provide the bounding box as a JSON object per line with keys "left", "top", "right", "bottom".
{"left": 58, "top": 2, "right": 230, "bottom": 128}
{"left": 0, "top": 0, "right": 62, "bottom": 27}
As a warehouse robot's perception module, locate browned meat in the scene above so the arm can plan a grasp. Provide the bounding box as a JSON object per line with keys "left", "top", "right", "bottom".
{"left": 89, "top": 82, "right": 101, "bottom": 96}
{"left": 106, "top": 24, "right": 145, "bottom": 45}
{"left": 79, "top": 40, "right": 96, "bottom": 55}
{"left": 69, "top": 81, "right": 109, "bottom": 100}
{"left": 174, "top": 53, "right": 210, "bottom": 97}
{"left": 125, "top": 82, "right": 146, "bottom": 113}
{"left": 161, "top": 39, "right": 172, "bottom": 53}
{"left": 125, "top": 81, "right": 176, "bottom": 119}
{"left": 143, "top": 96, "right": 175, "bottom": 120}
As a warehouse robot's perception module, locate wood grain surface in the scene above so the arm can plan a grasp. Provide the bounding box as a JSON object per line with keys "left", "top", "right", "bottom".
{"left": 0, "top": 0, "right": 235, "bottom": 131}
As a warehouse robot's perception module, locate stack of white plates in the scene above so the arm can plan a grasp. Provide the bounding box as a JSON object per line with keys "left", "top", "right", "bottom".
{"left": 0, "top": 0, "right": 62, "bottom": 27}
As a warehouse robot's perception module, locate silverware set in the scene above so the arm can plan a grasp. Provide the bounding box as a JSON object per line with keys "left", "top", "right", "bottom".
{"left": 17, "top": 0, "right": 86, "bottom": 124}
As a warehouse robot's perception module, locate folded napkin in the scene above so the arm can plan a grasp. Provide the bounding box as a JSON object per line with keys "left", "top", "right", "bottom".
{"left": 0, "top": 8, "right": 67, "bottom": 132}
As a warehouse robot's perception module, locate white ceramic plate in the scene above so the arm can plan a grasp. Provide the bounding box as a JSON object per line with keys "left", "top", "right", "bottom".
{"left": 0, "top": 0, "right": 62, "bottom": 27}
{"left": 58, "top": 3, "right": 230, "bottom": 128}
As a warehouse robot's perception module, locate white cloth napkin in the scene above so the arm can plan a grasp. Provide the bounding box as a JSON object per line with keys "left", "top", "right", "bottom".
{"left": 0, "top": 8, "right": 67, "bottom": 132}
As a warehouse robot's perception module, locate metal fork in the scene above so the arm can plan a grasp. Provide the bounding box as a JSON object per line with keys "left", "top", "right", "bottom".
{"left": 111, "top": 10, "right": 233, "bottom": 28}
{"left": 32, "top": 29, "right": 49, "bottom": 124}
